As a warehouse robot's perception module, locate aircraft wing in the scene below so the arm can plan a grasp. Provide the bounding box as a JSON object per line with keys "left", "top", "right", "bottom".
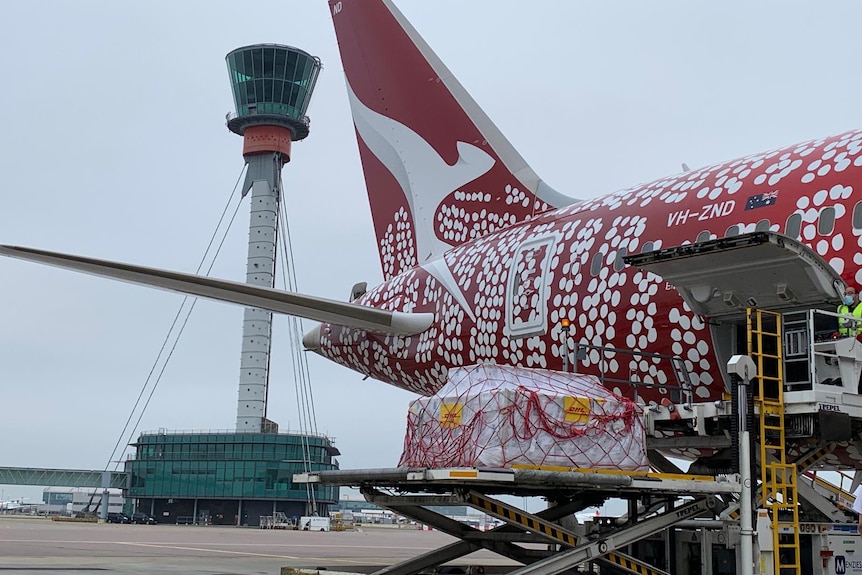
{"left": 0, "top": 245, "right": 434, "bottom": 336}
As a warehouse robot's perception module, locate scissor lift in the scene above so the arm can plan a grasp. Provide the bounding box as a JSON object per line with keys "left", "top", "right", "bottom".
{"left": 294, "top": 467, "right": 736, "bottom": 575}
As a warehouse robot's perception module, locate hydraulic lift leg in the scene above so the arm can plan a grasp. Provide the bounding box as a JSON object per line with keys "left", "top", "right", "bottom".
{"left": 506, "top": 496, "right": 722, "bottom": 575}
{"left": 364, "top": 487, "right": 680, "bottom": 575}
{"left": 465, "top": 490, "right": 675, "bottom": 575}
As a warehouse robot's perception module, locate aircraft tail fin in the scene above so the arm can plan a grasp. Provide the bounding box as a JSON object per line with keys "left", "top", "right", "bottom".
{"left": 329, "top": 0, "right": 576, "bottom": 279}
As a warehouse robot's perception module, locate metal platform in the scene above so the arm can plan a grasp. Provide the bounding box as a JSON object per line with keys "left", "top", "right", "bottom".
{"left": 295, "top": 467, "right": 736, "bottom": 575}
{"left": 294, "top": 466, "right": 741, "bottom": 498}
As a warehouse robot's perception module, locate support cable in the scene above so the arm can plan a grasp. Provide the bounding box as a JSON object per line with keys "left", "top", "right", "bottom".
{"left": 277, "top": 195, "right": 319, "bottom": 432}
{"left": 105, "top": 164, "right": 247, "bottom": 472}
{"left": 275, "top": 186, "right": 320, "bottom": 513}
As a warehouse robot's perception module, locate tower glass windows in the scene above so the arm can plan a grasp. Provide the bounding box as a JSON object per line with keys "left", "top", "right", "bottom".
{"left": 227, "top": 45, "right": 321, "bottom": 119}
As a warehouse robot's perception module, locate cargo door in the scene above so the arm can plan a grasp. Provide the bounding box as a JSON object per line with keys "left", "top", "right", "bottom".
{"left": 624, "top": 232, "right": 844, "bottom": 321}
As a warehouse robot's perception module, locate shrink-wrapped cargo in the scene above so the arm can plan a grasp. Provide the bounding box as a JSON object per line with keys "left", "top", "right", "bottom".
{"left": 399, "top": 364, "right": 648, "bottom": 471}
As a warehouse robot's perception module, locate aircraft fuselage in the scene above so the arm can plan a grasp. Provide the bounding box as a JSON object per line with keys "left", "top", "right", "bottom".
{"left": 314, "top": 130, "right": 862, "bottom": 403}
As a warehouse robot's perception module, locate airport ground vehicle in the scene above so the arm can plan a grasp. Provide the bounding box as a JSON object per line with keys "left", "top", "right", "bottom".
{"left": 131, "top": 512, "right": 157, "bottom": 525}
{"left": 299, "top": 516, "right": 331, "bottom": 531}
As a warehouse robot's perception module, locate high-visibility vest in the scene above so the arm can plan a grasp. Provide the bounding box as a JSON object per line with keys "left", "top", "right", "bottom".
{"left": 837, "top": 302, "right": 862, "bottom": 335}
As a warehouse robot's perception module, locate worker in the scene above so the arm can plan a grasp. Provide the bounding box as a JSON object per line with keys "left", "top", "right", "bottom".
{"left": 837, "top": 286, "right": 862, "bottom": 337}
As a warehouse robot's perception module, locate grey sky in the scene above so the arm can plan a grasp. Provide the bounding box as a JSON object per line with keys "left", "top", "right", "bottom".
{"left": 1, "top": 1, "right": 861, "bottom": 501}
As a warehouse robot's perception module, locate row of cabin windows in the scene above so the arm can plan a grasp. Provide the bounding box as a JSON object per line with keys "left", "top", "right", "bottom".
{"left": 588, "top": 202, "right": 862, "bottom": 277}
{"left": 592, "top": 242, "right": 656, "bottom": 277}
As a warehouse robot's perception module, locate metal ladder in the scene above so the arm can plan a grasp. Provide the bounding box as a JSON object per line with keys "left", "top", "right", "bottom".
{"left": 747, "top": 308, "right": 801, "bottom": 575}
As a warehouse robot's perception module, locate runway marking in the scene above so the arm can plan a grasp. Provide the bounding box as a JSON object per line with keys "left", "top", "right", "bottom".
{"left": 1, "top": 538, "right": 444, "bottom": 565}
{"left": 0, "top": 539, "right": 439, "bottom": 551}
{"left": 0, "top": 539, "right": 437, "bottom": 551}
{"left": 113, "top": 542, "right": 301, "bottom": 560}
{"left": 111, "top": 542, "right": 415, "bottom": 565}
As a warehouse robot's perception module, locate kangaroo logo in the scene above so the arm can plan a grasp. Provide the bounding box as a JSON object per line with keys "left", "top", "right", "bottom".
{"left": 346, "top": 81, "right": 496, "bottom": 264}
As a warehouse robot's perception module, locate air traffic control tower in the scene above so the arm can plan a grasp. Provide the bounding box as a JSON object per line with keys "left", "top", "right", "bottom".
{"left": 124, "top": 45, "right": 338, "bottom": 526}
{"left": 225, "top": 44, "right": 319, "bottom": 434}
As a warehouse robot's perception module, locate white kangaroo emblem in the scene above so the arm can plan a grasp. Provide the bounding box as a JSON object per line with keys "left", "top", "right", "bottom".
{"left": 346, "top": 81, "right": 496, "bottom": 263}
{"left": 347, "top": 81, "right": 491, "bottom": 322}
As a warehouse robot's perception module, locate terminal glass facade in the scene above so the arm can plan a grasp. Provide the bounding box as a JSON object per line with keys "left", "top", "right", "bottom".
{"left": 226, "top": 44, "right": 321, "bottom": 119}
{"left": 125, "top": 431, "right": 338, "bottom": 526}
{"left": 43, "top": 491, "right": 73, "bottom": 506}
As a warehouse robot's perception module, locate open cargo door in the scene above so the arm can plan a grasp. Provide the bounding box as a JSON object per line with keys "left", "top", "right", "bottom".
{"left": 623, "top": 232, "right": 845, "bottom": 321}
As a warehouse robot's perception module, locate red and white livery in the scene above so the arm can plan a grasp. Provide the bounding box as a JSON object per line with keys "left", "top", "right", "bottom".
{"left": 2, "top": 0, "right": 862, "bottom": 467}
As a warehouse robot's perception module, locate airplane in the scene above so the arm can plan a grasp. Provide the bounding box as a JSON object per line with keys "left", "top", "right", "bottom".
{"left": 0, "top": 499, "right": 36, "bottom": 512}
{"left": 2, "top": 0, "right": 862, "bottom": 469}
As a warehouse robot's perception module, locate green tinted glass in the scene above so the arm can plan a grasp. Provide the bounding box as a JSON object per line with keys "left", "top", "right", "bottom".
{"left": 226, "top": 45, "right": 320, "bottom": 119}
{"left": 127, "top": 432, "right": 337, "bottom": 502}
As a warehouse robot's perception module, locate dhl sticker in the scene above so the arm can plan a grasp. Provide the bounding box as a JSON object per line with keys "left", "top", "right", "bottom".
{"left": 440, "top": 403, "right": 463, "bottom": 428}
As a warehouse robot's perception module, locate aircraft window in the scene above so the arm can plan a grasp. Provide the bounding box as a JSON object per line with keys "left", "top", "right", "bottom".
{"left": 695, "top": 231, "right": 711, "bottom": 243}
{"left": 755, "top": 219, "right": 771, "bottom": 232}
{"left": 818, "top": 207, "right": 836, "bottom": 235}
{"left": 725, "top": 225, "right": 740, "bottom": 237}
{"left": 614, "top": 248, "right": 628, "bottom": 272}
{"left": 854, "top": 202, "right": 862, "bottom": 229}
{"left": 641, "top": 241, "right": 654, "bottom": 253}
{"left": 591, "top": 251, "right": 604, "bottom": 276}
{"left": 785, "top": 213, "right": 802, "bottom": 239}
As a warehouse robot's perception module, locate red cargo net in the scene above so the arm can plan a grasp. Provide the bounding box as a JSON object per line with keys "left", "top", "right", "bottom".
{"left": 399, "top": 364, "right": 648, "bottom": 471}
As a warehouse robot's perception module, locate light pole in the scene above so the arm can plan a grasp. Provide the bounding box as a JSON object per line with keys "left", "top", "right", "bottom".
{"left": 727, "top": 354, "right": 757, "bottom": 575}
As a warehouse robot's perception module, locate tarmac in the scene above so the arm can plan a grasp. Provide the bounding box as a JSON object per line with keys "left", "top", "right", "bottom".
{"left": 0, "top": 517, "right": 518, "bottom": 575}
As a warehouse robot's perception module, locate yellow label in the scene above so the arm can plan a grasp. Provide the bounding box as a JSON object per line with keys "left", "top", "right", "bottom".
{"left": 440, "top": 403, "right": 462, "bottom": 428}
{"left": 564, "top": 397, "right": 591, "bottom": 423}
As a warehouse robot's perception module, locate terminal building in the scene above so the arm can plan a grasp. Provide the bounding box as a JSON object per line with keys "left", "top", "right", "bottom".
{"left": 40, "top": 487, "right": 124, "bottom": 516}
{"left": 126, "top": 430, "right": 338, "bottom": 525}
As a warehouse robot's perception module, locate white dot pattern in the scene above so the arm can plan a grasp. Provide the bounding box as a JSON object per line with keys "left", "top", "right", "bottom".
{"left": 435, "top": 185, "right": 550, "bottom": 247}
{"left": 321, "top": 130, "right": 862, "bottom": 467}
{"left": 379, "top": 207, "right": 418, "bottom": 279}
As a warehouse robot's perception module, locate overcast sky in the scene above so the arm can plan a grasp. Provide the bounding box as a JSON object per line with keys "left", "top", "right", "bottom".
{"left": 2, "top": 1, "right": 862, "bottom": 502}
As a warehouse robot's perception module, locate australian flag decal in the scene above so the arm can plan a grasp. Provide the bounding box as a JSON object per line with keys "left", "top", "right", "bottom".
{"left": 745, "top": 190, "right": 779, "bottom": 210}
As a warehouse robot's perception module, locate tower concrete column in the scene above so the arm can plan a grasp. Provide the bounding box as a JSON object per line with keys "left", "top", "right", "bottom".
{"left": 236, "top": 160, "right": 281, "bottom": 432}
